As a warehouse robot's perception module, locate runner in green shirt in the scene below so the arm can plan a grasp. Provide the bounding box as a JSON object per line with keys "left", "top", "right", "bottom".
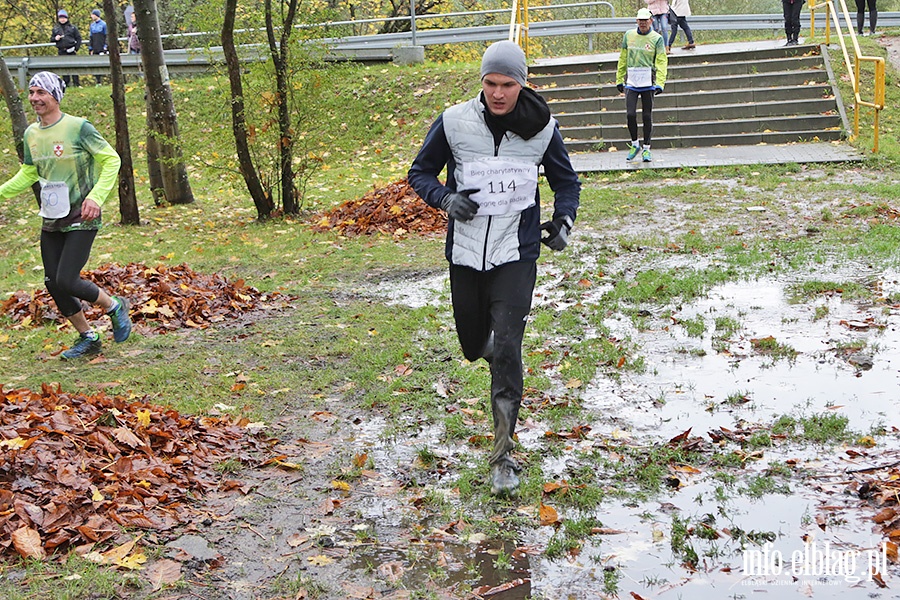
{"left": 0, "top": 71, "right": 132, "bottom": 359}
{"left": 616, "top": 8, "right": 668, "bottom": 163}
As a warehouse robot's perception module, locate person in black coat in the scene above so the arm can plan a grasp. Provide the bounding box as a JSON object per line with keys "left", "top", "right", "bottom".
{"left": 51, "top": 9, "right": 82, "bottom": 87}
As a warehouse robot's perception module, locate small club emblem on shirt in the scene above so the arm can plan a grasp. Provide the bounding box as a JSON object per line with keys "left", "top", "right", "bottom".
{"left": 54, "top": 143, "right": 64, "bottom": 157}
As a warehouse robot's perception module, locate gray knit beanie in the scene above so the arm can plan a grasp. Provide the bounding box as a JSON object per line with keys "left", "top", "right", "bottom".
{"left": 480, "top": 41, "right": 527, "bottom": 87}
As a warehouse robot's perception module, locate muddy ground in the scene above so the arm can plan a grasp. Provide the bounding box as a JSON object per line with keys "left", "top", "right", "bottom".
{"left": 117, "top": 159, "right": 900, "bottom": 600}
{"left": 62, "top": 38, "right": 900, "bottom": 600}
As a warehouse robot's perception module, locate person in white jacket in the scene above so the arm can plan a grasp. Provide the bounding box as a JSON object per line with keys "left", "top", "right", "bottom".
{"left": 668, "top": 0, "right": 695, "bottom": 51}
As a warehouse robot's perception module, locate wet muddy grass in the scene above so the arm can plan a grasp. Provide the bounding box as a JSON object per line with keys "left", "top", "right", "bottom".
{"left": 114, "top": 167, "right": 899, "bottom": 600}
{"left": 2, "top": 166, "right": 899, "bottom": 600}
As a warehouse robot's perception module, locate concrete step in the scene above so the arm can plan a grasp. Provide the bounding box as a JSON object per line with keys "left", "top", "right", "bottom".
{"left": 537, "top": 69, "right": 829, "bottom": 101}
{"left": 555, "top": 97, "right": 838, "bottom": 128}
{"left": 547, "top": 84, "right": 832, "bottom": 117}
{"left": 562, "top": 114, "right": 843, "bottom": 144}
{"left": 529, "top": 43, "right": 820, "bottom": 76}
{"left": 530, "top": 55, "right": 825, "bottom": 89}
{"left": 564, "top": 128, "right": 844, "bottom": 152}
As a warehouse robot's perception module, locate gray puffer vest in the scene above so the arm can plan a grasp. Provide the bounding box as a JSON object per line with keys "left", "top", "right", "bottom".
{"left": 443, "top": 97, "right": 555, "bottom": 271}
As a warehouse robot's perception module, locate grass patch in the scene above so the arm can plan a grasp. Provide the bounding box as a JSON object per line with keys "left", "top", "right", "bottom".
{"left": 787, "top": 280, "right": 871, "bottom": 303}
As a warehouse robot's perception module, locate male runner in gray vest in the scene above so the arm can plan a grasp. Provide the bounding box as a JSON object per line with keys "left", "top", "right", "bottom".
{"left": 409, "top": 41, "right": 581, "bottom": 497}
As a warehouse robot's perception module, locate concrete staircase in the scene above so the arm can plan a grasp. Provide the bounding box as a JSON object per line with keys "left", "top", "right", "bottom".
{"left": 530, "top": 44, "right": 847, "bottom": 152}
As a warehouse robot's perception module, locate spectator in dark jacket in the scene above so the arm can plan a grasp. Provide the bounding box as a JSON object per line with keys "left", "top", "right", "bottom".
{"left": 51, "top": 9, "right": 81, "bottom": 87}
{"left": 88, "top": 9, "right": 107, "bottom": 54}
{"left": 88, "top": 9, "right": 107, "bottom": 84}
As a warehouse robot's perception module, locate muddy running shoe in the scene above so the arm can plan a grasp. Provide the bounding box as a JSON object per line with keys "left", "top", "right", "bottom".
{"left": 642, "top": 148, "right": 652, "bottom": 162}
{"left": 626, "top": 144, "right": 641, "bottom": 161}
{"left": 107, "top": 296, "right": 132, "bottom": 343}
{"left": 61, "top": 332, "right": 102, "bottom": 360}
{"left": 490, "top": 463, "right": 520, "bottom": 497}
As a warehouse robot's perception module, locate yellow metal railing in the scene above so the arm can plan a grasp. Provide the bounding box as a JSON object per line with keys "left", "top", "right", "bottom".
{"left": 808, "top": 0, "right": 885, "bottom": 152}
{"left": 510, "top": 0, "right": 530, "bottom": 55}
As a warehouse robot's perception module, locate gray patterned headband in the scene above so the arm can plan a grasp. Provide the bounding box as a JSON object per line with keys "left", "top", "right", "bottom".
{"left": 29, "top": 71, "right": 65, "bottom": 103}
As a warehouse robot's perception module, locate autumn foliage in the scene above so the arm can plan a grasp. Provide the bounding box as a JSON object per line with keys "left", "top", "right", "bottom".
{"left": 312, "top": 179, "right": 447, "bottom": 237}
{"left": 1, "top": 262, "right": 278, "bottom": 333}
{"left": 0, "top": 384, "right": 269, "bottom": 560}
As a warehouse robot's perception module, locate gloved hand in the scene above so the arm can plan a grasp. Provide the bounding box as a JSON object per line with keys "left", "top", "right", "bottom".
{"left": 440, "top": 189, "right": 479, "bottom": 222}
{"left": 654, "top": 86, "right": 663, "bottom": 95}
{"left": 616, "top": 83, "right": 624, "bottom": 93}
{"left": 540, "top": 215, "right": 573, "bottom": 251}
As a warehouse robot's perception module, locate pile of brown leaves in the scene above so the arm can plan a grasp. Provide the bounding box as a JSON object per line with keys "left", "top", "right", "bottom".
{"left": 1, "top": 262, "right": 278, "bottom": 333}
{"left": 311, "top": 179, "right": 447, "bottom": 237}
{"left": 0, "top": 384, "right": 270, "bottom": 560}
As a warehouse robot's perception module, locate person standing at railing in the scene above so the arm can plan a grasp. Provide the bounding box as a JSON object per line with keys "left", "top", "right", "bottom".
{"left": 51, "top": 10, "right": 82, "bottom": 87}
{"left": 645, "top": 0, "right": 671, "bottom": 54}
{"left": 88, "top": 9, "right": 108, "bottom": 85}
{"left": 855, "top": 0, "right": 877, "bottom": 36}
{"left": 782, "top": 0, "right": 804, "bottom": 45}
{"left": 408, "top": 40, "right": 581, "bottom": 499}
{"left": 617, "top": 8, "right": 668, "bottom": 163}
{"left": 127, "top": 11, "right": 141, "bottom": 54}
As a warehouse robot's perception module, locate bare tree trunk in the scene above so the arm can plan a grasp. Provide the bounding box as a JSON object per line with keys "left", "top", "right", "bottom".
{"left": 0, "top": 53, "right": 41, "bottom": 205}
{"left": 145, "top": 103, "right": 165, "bottom": 205}
{"left": 103, "top": 0, "right": 139, "bottom": 225}
{"left": 133, "top": 0, "right": 194, "bottom": 205}
{"left": 265, "top": 0, "right": 299, "bottom": 215}
{"left": 223, "top": 0, "right": 274, "bottom": 220}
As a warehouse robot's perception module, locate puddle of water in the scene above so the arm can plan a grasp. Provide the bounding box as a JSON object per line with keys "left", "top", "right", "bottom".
{"left": 586, "top": 277, "right": 900, "bottom": 439}
{"left": 339, "top": 272, "right": 900, "bottom": 598}
{"left": 371, "top": 272, "right": 447, "bottom": 307}
{"left": 522, "top": 474, "right": 895, "bottom": 600}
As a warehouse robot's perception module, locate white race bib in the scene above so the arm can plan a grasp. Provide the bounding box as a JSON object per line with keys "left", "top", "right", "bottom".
{"left": 626, "top": 66, "right": 653, "bottom": 88}
{"left": 462, "top": 157, "right": 538, "bottom": 217}
{"left": 39, "top": 181, "right": 70, "bottom": 219}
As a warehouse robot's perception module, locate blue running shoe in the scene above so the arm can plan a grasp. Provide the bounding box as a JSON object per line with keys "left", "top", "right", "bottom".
{"left": 62, "top": 332, "right": 102, "bottom": 360}
{"left": 626, "top": 144, "right": 641, "bottom": 161}
{"left": 107, "top": 296, "right": 132, "bottom": 343}
{"left": 642, "top": 148, "right": 652, "bottom": 162}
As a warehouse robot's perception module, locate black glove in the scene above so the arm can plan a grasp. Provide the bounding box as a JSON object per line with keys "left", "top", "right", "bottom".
{"left": 540, "top": 215, "right": 573, "bottom": 251}
{"left": 654, "top": 86, "right": 663, "bottom": 95}
{"left": 616, "top": 83, "right": 624, "bottom": 93}
{"left": 440, "top": 189, "right": 479, "bottom": 222}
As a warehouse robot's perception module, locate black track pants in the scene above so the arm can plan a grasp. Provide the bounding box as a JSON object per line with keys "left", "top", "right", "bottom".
{"left": 40, "top": 229, "right": 100, "bottom": 317}
{"left": 449, "top": 261, "right": 536, "bottom": 466}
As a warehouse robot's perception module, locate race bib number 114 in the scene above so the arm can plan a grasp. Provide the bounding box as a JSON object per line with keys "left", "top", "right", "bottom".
{"left": 463, "top": 157, "right": 538, "bottom": 216}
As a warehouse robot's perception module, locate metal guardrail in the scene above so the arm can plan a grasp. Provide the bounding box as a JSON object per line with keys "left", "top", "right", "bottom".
{"left": 329, "top": 12, "right": 900, "bottom": 49}
{"left": 5, "top": 12, "right": 899, "bottom": 84}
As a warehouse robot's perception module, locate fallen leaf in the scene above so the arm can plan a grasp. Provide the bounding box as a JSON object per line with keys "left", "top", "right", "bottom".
{"left": 539, "top": 504, "right": 560, "bottom": 527}
{"left": 11, "top": 527, "right": 46, "bottom": 560}
{"left": 144, "top": 559, "right": 182, "bottom": 590}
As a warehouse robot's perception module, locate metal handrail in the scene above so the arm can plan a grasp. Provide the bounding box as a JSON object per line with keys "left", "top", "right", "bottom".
{"left": 808, "top": 0, "right": 885, "bottom": 152}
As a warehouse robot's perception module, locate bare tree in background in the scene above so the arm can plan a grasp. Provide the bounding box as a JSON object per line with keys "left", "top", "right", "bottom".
{"left": 0, "top": 53, "right": 41, "bottom": 205}
{"left": 222, "top": 0, "right": 273, "bottom": 220}
{"left": 103, "top": 0, "right": 140, "bottom": 224}
{"left": 265, "top": 0, "right": 300, "bottom": 215}
{"left": 133, "top": 0, "right": 194, "bottom": 205}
